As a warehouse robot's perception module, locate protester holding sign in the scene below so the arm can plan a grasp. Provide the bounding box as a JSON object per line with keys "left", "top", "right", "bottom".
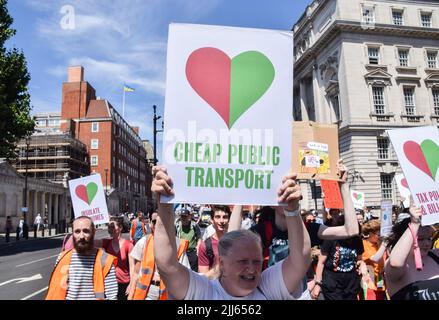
{"left": 384, "top": 205, "right": 439, "bottom": 300}
{"left": 152, "top": 165, "right": 311, "bottom": 300}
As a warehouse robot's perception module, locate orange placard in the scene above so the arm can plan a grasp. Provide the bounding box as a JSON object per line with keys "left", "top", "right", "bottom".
{"left": 321, "top": 179, "right": 344, "bottom": 209}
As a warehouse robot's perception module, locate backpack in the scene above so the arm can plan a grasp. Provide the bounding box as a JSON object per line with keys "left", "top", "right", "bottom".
{"left": 205, "top": 237, "right": 215, "bottom": 268}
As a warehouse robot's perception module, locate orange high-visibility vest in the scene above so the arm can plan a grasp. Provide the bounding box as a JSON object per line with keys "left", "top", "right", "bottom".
{"left": 45, "top": 248, "right": 116, "bottom": 300}
{"left": 130, "top": 219, "right": 147, "bottom": 240}
{"left": 133, "top": 234, "right": 188, "bottom": 300}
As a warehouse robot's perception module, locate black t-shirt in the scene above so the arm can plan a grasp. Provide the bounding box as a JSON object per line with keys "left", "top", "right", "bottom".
{"left": 251, "top": 219, "right": 321, "bottom": 267}
{"left": 305, "top": 222, "right": 322, "bottom": 248}
{"left": 321, "top": 236, "right": 364, "bottom": 273}
{"left": 391, "top": 251, "right": 439, "bottom": 300}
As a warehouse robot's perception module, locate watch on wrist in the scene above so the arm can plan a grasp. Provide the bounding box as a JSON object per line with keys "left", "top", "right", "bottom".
{"left": 314, "top": 280, "right": 322, "bottom": 287}
{"left": 283, "top": 207, "right": 300, "bottom": 217}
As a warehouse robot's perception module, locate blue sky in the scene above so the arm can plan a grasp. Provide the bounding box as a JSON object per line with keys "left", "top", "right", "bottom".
{"left": 7, "top": 0, "right": 311, "bottom": 161}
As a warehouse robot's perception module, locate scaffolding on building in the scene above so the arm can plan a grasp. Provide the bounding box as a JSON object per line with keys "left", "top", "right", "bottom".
{"left": 13, "top": 133, "right": 90, "bottom": 186}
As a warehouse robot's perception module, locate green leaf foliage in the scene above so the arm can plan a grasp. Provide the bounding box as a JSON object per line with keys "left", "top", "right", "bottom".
{"left": 0, "top": 0, "right": 35, "bottom": 159}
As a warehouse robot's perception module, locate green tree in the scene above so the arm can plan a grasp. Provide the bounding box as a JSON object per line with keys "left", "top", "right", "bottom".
{"left": 0, "top": 0, "right": 34, "bottom": 159}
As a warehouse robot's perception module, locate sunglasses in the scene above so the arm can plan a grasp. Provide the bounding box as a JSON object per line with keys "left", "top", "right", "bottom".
{"left": 151, "top": 220, "right": 157, "bottom": 225}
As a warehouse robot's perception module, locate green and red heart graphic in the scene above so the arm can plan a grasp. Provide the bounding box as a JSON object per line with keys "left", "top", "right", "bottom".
{"left": 403, "top": 139, "right": 439, "bottom": 180}
{"left": 400, "top": 178, "right": 409, "bottom": 189}
{"left": 353, "top": 193, "right": 362, "bottom": 201}
{"left": 186, "top": 47, "right": 275, "bottom": 129}
{"left": 75, "top": 183, "right": 98, "bottom": 205}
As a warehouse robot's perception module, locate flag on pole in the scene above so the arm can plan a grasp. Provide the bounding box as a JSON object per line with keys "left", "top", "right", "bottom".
{"left": 124, "top": 85, "right": 135, "bottom": 92}
{"left": 122, "top": 84, "right": 135, "bottom": 118}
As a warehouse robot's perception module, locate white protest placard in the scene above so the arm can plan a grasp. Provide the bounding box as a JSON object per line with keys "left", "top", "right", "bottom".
{"left": 395, "top": 173, "right": 411, "bottom": 208}
{"left": 380, "top": 200, "right": 393, "bottom": 237}
{"left": 68, "top": 174, "right": 109, "bottom": 224}
{"left": 161, "top": 24, "right": 293, "bottom": 205}
{"left": 350, "top": 190, "right": 365, "bottom": 210}
{"left": 388, "top": 126, "right": 439, "bottom": 226}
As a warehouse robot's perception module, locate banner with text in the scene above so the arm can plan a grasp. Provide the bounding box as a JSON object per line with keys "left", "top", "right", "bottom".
{"left": 68, "top": 174, "right": 109, "bottom": 225}
{"left": 395, "top": 173, "right": 411, "bottom": 208}
{"left": 161, "top": 23, "right": 293, "bottom": 205}
{"left": 380, "top": 200, "right": 393, "bottom": 237}
{"left": 388, "top": 126, "right": 439, "bottom": 226}
{"left": 350, "top": 190, "right": 365, "bottom": 210}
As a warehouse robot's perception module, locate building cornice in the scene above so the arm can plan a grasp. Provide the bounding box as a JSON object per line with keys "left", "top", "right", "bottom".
{"left": 295, "top": 20, "right": 439, "bottom": 75}
{"left": 339, "top": 123, "right": 439, "bottom": 135}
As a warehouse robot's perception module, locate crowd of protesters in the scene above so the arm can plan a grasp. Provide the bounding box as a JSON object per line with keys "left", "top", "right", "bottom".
{"left": 45, "top": 160, "right": 439, "bottom": 300}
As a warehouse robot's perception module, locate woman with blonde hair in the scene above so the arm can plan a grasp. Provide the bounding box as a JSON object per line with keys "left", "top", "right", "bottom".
{"left": 360, "top": 219, "right": 387, "bottom": 300}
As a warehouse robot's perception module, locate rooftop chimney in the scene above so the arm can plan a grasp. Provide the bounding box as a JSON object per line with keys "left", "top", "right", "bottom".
{"left": 68, "top": 66, "right": 84, "bottom": 82}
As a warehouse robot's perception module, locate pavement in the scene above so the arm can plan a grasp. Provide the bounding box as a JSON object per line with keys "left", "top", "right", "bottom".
{"left": 0, "top": 227, "right": 71, "bottom": 246}
{"left": 0, "top": 228, "right": 110, "bottom": 300}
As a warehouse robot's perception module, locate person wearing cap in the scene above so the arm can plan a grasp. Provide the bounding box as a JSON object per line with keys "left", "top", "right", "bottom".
{"left": 175, "top": 208, "right": 202, "bottom": 272}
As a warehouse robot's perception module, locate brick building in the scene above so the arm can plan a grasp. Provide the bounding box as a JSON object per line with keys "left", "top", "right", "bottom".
{"left": 60, "top": 66, "right": 152, "bottom": 213}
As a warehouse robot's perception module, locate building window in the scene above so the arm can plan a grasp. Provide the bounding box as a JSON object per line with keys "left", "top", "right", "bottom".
{"left": 392, "top": 10, "right": 404, "bottom": 26}
{"left": 36, "top": 119, "right": 46, "bottom": 126}
{"left": 362, "top": 7, "right": 375, "bottom": 24}
{"left": 433, "top": 88, "right": 439, "bottom": 116}
{"left": 377, "top": 137, "right": 389, "bottom": 159}
{"left": 368, "top": 47, "right": 380, "bottom": 65}
{"left": 427, "top": 51, "right": 438, "bottom": 69}
{"left": 372, "top": 86, "right": 386, "bottom": 114}
{"left": 381, "top": 174, "right": 393, "bottom": 200}
{"left": 92, "top": 122, "right": 99, "bottom": 133}
{"left": 421, "top": 12, "right": 432, "bottom": 27}
{"left": 91, "top": 156, "right": 98, "bottom": 166}
{"left": 91, "top": 139, "right": 99, "bottom": 150}
{"left": 403, "top": 87, "right": 416, "bottom": 115}
{"left": 398, "top": 49, "right": 409, "bottom": 67}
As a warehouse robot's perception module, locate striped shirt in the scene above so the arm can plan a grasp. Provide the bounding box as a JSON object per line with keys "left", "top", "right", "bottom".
{"left": 56, "top": 251, "right": 118, "bottom": 300}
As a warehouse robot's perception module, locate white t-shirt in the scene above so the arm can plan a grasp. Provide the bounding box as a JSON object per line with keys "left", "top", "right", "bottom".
{"left": 184, "top": 259, "right": 304, "bottom": 300}
{"left": 202, "top": 224, "right": 216, "bottom": 241}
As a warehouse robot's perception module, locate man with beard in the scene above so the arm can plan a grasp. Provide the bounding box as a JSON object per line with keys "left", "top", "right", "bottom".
{"left": 198, "top": 205, "right": 231, "bottom": 279}
{"left": 46, "top": 216, "right": 118, "bottom": 300}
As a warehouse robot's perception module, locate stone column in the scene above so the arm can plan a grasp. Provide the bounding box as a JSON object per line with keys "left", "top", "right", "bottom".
{"left": 300, "top": 79, "right": 309, "bottom": 121}
{"left": 53, "top": 194, "right": 59, "bottom": 224}
{"left": 312, "top": 65, "right": 324, "bottom": 122}
{"left": 47, "top": 193, "right": 52, "bottom": 225}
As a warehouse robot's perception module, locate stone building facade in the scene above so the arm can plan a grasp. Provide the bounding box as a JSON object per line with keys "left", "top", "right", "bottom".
{"left": 292, "top": 0, "right": 439, "bottom": 211}
{"left": 0, "top": 161, "right": 71, "bottom": 233}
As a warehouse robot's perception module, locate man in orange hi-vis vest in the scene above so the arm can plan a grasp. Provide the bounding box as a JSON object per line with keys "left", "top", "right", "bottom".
{"left": 130, "top": 211, "right": 148, "bottom": 245}
{"left": 128, "top": 212, "right": 190, "bottom": 300}
{"left": 46, "top": 216, "right": 118, "bottom": 300}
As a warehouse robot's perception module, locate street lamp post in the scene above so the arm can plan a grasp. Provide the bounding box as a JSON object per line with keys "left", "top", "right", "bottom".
{"left": 104, "top": 168, "right": 108, "bottom": 201}
{"left": 23, "top": 136, "right": 30, "bottom": 240}
{"left": 153, "top": 105, "right": 163, "bottom": 166}
{"left": 23, "top": 137, "right": 30, "bottom": 210}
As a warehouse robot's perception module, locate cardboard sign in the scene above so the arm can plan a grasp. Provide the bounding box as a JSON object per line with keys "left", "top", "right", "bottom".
{"left": 380, "top": 200, "right": 393, "bottom": 237}
{"left": 388, "top": 126, "right": 439, "bottom": 226}
{"left": 321, "top": 179, "right": 344, "bottom": 209}
{"left": 350, "top": 190, "right": 365, "bottom": 210}
{"left": 395, "top": 173, "right": 411, "bottom": 208}
{"left": 161, "top": 24, "right": 293, "bottom": 205}
{"left": 68, "top": 174, "right": 109, "bottom": 225}
{"left": 292, "top": 121, "right": 340, "bottom": 180}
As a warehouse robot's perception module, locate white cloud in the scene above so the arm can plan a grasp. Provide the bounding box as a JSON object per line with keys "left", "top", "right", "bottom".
{"left": 23, "top": 0, "right": 223, "bottom": 139}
